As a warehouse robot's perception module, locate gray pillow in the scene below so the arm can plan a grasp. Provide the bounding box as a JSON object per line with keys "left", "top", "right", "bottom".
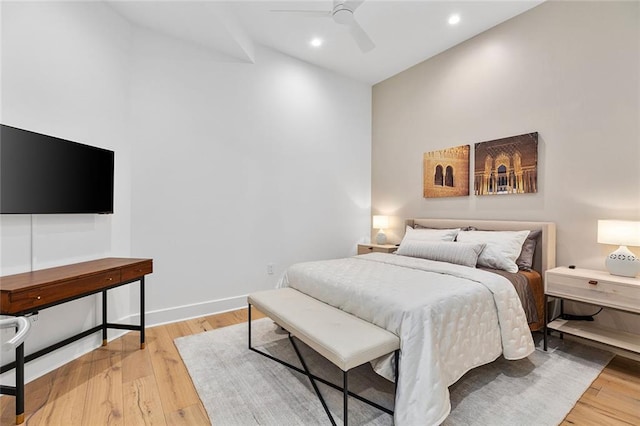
{"left": 516, "top": 230, "right": 541, "bottom": 271}
{"left": 396, "top": 241, "right": 486, "bottom": 268}
{"left": 403, "top": 226, "right": 459, "bottom": 242}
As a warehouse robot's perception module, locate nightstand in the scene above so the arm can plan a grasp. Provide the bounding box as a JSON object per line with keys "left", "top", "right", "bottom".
{"left": 544, "top": 266, "right": 640, "bottom": 354}
{"left": 357, "top": 244, "right": 398, "bottom": 255}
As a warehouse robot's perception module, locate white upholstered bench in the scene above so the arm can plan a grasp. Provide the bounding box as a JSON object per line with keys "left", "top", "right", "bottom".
{"left": 247, "top": 288, "right": 400, "bottom": 426}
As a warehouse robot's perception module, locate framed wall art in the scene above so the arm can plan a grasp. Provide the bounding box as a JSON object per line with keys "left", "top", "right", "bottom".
{"left": 474, "top": 132, "right": 538, "bottom": 195}
{"left": 423, "top": 145, "right": 470, "bottom": 198}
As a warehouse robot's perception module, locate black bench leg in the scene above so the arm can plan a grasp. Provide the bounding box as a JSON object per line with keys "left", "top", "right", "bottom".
{"left": 343, "top": 370, "right": 349, "bottom": 426}
{"left": 543, "top": 294, "right": 548, "bottom": 351}
{"left": 248, "top": 303, "right": 252, "bottom": 350}
{"left": 289, "top": 336, "right": 336, "bottom": 426}
{"left": 394, "top": 349, "right": 400, "bottom": 393}
{"left": 246, "top": 308, "right": 396, "bottom": 423}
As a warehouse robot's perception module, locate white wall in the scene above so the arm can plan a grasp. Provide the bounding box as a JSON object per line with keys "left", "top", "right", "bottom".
{"left": 1, "top": 1, "right": 371, "bottom": 384}
{"left": 372, "top": 1, "right": 639, "bottom": 333}
{"left": 0, "top": 1, "right": 133, "bottom": 383}
{"left": 128, "top": 29, "right": 371, "bottom": 324}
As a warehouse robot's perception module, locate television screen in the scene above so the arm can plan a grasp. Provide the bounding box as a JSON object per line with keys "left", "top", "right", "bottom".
{"left": 1, "top": 124, "right": 114, "bottom": 214}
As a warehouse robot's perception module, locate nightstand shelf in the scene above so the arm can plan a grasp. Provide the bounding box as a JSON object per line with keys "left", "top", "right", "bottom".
{"left": 357, "top": 244, "right": 397, "bottom": 255}
{"left": 544, "top": 266, "right": 640, "bottom": 354}
{"left": 547, "top": 319, "right": 640, "bottom": 353}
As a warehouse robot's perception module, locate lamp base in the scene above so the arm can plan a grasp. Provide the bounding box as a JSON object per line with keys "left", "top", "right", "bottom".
{"left": 376, "top": 230, "right": 387, "bottom": 245}
{"left": 605, "top": 245, "right": 640, "bottom": 278}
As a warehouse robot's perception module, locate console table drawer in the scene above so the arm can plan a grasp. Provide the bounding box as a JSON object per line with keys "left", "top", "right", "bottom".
{"left": 121, "top": 262, "right": 153, "bottom": 282}
{"left": 9, "top": 271, "right": 121, "bottom": 313}
{"left": 546, "top": 271, "right": 640, "bottom": 313}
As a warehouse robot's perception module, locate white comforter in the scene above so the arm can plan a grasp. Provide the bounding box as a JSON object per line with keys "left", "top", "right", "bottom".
{"left": 278, "top": 253, "right": 534, "bottom": 426}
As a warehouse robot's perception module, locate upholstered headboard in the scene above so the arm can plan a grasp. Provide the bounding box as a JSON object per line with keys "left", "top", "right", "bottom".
{"left": 405, "top": 219, "right": 556, "bottom": 276}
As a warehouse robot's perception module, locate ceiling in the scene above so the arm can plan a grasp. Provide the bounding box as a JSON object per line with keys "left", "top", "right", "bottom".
{"left": 107, "top": 1, "right": 543, "bottom": 85}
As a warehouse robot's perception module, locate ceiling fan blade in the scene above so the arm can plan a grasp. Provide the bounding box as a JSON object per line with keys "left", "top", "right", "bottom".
{"left": 348, "top": 20, "right": 375, "bottom": 53}
{"left": 343, "top": 0, "right": 366, "bottom": 12}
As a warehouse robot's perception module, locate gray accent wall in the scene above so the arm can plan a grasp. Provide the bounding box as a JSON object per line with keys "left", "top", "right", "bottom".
{"left": 372, "top": 1, "right": 639, "bottom": 334}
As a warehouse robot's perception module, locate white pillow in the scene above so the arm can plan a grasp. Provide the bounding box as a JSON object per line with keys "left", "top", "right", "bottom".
{"left": 456, "top": 230, "right": 529, "bottom": 273}
{"left": 396, "top": 241, "right": 485, "bottom": 268}
{"left": 400, "top": 226, "right": 460, "bottom": 243}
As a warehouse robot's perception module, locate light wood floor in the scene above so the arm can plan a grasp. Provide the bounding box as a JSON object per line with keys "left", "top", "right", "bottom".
{"left": 1, "top": 308, "right": 638, "bottom": 425}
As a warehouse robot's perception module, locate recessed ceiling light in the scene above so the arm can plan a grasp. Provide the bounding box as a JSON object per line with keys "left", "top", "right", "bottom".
{"left": 448, "top": 14, "right": 461, "bottom": 25}
{"left": 310, "top": 38, "right": 323, "bottom": 48}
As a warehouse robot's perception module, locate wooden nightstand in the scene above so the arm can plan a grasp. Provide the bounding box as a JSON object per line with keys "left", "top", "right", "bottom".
{"left": 357, "top": 244, "right": 398, "bottom": 255}
{"left": 544, "top": 266, "right": 640, "bottom": 354}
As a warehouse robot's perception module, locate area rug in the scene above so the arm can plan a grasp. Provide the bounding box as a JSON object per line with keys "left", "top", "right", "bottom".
{"left": 174, "top": 319, "right": 613, "bottom": 425}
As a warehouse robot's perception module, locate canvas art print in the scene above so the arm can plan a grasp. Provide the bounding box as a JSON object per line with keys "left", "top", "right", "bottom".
{"left": 423, "top": 145, "right": 470, "bottom": 198}
{"left": 474, "top": 132, "right": 538, "bottom": 195}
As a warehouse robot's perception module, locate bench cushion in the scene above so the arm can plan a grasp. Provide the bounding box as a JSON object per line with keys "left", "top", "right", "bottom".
{"left": 248, "top": 288, "right": 400, "bottom": 371}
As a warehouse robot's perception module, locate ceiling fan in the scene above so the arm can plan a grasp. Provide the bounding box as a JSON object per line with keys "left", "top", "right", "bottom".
{"left": 271, "top": 0, "right": 375, "bottom": 53}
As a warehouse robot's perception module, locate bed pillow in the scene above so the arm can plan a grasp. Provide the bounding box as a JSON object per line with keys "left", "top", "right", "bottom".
{"left": 401, "top": 226, "right": 460, "bottom": 243}
{"left": 461, "top": 226, "right": 540, "bottom": 271}
{"left": 456, "top": 230, "right": 530, "bottom": 273}
{"left": 414, "top": 224, "right": 476, "bottom": 232}
{"left": 516, "top": 229, "right": 541, "bottom": 271}
{"left": 396, "top": 241, "right": 486, "bottom": 268}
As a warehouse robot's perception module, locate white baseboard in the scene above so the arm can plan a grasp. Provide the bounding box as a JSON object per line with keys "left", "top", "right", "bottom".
{"left": 1, "top": 294, "right": 248, "bottom": 386}
{"left": 130, "top": 294, "right": 248, "bottom": 327}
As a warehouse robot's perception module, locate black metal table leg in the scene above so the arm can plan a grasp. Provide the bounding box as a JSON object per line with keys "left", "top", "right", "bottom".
{"left": 140, "top": 277, "right": 146, "bottom": 349}
{"left": 102, "top": 290, "right": 108, "bottom": 346}
{"left": 15, "top": 342, "right": 24, "bottom": 424}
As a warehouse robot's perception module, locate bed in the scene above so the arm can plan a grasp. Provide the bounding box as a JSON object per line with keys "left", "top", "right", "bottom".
{"left": 278, "top": 218, "right": 556, "bottom": 425}
{"left": 407, "top": 219, "right": 556, "bottom": 333}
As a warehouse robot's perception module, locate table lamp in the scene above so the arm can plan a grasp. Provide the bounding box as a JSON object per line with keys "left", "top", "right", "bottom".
{"left": 597, "top": 220, "right": 640, "bottom": 277}
{"left": 372, "top": 215, "right": 389, "bottom": 245}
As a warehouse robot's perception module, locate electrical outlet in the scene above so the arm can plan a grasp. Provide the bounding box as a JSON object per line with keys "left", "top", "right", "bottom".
{"left": 267, "top": 263, "right": 274, "bottom": 275}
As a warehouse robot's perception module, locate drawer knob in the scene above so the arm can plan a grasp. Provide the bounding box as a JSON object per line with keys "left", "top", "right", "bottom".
{"left": 368, "top": 247, "right": 373, "bottom": 250}
{"left": 36, "top": 296, "right": 41, "bottom": 300}
{"left": 107, "top": 277, "right": 113, "bottom": 281}
{"left": 588, "top": 280, "right": 598, "bottom": 285}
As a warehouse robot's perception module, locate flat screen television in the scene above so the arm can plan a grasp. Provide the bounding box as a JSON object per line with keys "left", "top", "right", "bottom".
{"left": 1, "top": 124, "right": 114, "bottom": 214}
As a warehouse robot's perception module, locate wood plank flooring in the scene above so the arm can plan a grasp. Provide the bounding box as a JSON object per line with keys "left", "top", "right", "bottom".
{"left": 1, "top": 308, "right": 638, "bottom": 425}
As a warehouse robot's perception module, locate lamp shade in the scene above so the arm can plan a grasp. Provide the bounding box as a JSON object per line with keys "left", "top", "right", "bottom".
{"left": 372, "top": 215, "right": 389, "bottom": 229}
{"left": 597, "top": 220, "right": 640, "bottom": 247}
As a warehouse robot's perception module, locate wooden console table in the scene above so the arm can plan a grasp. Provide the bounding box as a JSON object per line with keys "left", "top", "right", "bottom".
{"left": 0, "top": 257, "right": 153, "bottom": 424}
